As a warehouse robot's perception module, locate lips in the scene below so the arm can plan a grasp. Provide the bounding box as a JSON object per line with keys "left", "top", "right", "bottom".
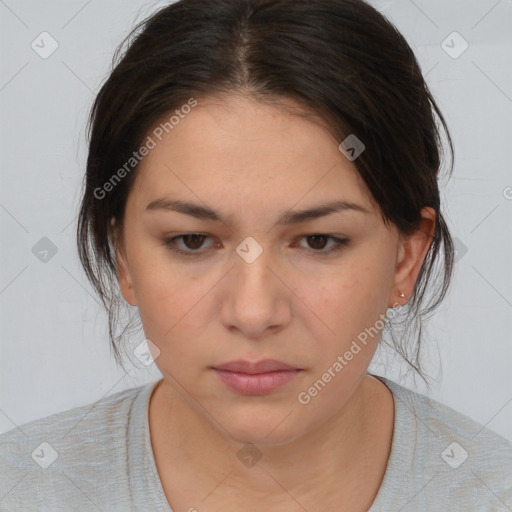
{"left": 212, "top": 359, "right": 303, "bottom": 395}
{"left": 212, "top": 359, "right": 300, "bottom": 374}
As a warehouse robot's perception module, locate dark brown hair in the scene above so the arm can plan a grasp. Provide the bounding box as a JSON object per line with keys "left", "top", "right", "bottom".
{"left": 76, "top": 0, "right": 455, "bottom": 383}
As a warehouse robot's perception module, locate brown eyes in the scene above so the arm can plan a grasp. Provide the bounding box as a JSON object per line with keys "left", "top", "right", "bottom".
{"left": 162, "top": 233, "right": 349, "bottom": 257}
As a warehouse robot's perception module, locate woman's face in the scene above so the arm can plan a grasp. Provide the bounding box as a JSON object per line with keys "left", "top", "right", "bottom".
{"left": 115, "top": 93, "right": 430, "bottom": 445}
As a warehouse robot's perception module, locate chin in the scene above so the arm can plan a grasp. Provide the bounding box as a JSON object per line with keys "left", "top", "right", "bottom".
{"left": 216, "top": 408, "right": 304, "bottom": 447}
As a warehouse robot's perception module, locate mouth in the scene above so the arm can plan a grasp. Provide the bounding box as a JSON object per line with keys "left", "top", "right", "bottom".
{"left": 211, "top": 359, "right": 303, "bottom": 395}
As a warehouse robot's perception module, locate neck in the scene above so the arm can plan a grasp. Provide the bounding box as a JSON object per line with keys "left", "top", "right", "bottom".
{"left": 149, "top": 374, "right": 394, "bottom": 509}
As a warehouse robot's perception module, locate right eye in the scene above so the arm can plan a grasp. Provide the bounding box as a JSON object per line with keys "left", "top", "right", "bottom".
{"left": 162, "top": 233, "right": 215, "bottom": 256}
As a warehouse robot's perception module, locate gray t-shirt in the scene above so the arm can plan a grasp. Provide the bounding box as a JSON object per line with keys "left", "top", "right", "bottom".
{"left": 1, "top": 375, "right": 511, "bottom": 511}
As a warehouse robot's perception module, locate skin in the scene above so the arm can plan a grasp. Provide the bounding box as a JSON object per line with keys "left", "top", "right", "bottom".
{"left": 113, "top": 93, "right": 436, "bottom": 511}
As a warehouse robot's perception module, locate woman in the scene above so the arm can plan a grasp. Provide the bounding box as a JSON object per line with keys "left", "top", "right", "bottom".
{"left": 1, "top": 0, "right": 511, "bottom": 510}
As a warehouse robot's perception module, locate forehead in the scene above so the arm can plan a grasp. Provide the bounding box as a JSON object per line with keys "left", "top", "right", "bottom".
{"left": 126, "top": 94, "right": 376, "bottom": 217}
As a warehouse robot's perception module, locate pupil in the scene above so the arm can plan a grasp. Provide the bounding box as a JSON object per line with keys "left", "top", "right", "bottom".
{"left": 308, "top": 235, "right": 327, "bottom": 249}
{"left": 184, "top": 234, "right": 205, "bottom": 249}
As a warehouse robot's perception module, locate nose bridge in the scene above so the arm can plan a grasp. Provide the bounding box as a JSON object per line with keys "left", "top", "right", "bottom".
{"left": 233, "top": 234, "right": 275, "bottom": 293}
{"left": 220, "top": 234, "right": 290, "bottom": 336}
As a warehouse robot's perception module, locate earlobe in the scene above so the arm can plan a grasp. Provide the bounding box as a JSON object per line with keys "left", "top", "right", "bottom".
{"left": 388, "top": 207, "right": 436, "bottom": 308}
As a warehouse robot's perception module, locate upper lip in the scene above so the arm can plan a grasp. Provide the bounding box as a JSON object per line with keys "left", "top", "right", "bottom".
{"left": 213, "top": 359, "right": 300, "bottom": 374}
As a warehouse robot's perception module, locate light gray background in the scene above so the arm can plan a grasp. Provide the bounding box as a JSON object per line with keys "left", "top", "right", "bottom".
{"left": 1, "top": 0, "right": 511, "bottom": 441}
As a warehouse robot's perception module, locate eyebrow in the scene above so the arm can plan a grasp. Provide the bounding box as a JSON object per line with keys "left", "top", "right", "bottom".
{"left": 145, "top": 197, "right": 371, "bottom": 225}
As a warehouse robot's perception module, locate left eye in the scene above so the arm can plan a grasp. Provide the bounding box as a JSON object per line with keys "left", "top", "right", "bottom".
{"left": 294, "top": 234, "right": 349, "bottom": 254}
{"left": 162, "top": 234, "right": 349, "bottom": 256}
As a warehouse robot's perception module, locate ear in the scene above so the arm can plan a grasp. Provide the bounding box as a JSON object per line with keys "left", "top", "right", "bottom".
{"left": 388, "top": 207, "right": 436, "bottom": 308}
{"left": 111, "top": 217, "right": 138, "bottom": 306}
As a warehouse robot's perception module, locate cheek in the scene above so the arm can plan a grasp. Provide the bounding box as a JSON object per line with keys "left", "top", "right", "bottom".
{"left": 131, "top": 260, "right": 216, "bottom": 369}
{"left": 135, "top": 277, "right": 201, "bottom": 377}
{"left": 130, "top": 257, "right": 193, "bottom": 339}
{"left": 303, "top": 259, "right": 391, "bottom": 360}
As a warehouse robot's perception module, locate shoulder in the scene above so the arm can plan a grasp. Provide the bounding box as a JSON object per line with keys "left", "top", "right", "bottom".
{"left": 386, "top": 376, "right": 512, "bottom": 457}
{"left": 0, "top": 382, "right": 153, "bottom": 511}
{"left": 372, "top": 376, "right": 512, "bottom": 510}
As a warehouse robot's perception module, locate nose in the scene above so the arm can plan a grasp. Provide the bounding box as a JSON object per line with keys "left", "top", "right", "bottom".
{"left": 219, "top": 241, "right": 291, "bottom": 340}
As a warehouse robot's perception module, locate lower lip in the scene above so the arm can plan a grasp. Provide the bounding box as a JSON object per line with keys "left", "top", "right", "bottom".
{"left": 213, "top": 369, "right": 301, "bottom": 395}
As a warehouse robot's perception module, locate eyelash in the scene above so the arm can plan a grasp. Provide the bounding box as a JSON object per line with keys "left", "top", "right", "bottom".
{"left": 161, "top": 233, "right": 349, "bottom": 257}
